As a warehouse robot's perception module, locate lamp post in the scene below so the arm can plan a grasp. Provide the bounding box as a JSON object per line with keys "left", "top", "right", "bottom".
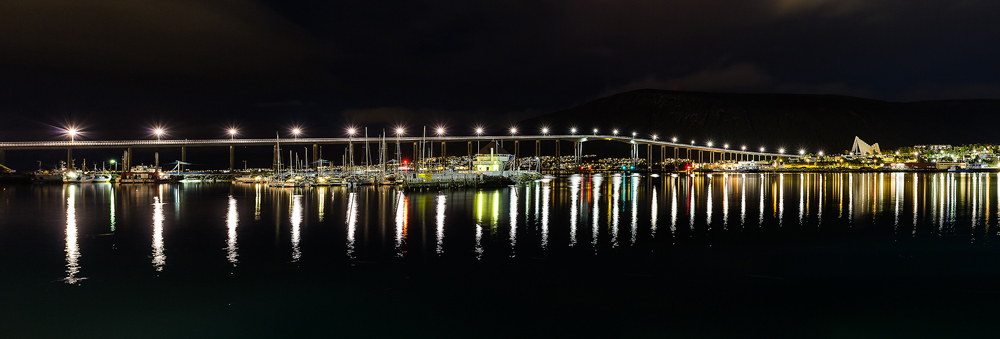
{"left": 593, "top": 128, "right": 598, "bottom": 136}
{"left": 229, "top": 128, "right": 237, "bottom": 140}
{"left": 153, "top": 128, "right": 164, "bottom": 141}
{"left": 292, "top": 128, "right": 301, "bottom": 139}
{"left": 67, "top": 128, "right": 79, "bottom": 142}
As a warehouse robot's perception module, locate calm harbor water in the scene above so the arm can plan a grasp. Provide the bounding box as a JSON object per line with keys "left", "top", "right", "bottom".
{"left": 4, "top": 172, "right": 1000, "bottom": 337}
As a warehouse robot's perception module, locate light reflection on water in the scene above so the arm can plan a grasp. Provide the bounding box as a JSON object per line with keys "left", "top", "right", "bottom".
{"left": 14, "top": 172, "right": 1000, "bottom": 283}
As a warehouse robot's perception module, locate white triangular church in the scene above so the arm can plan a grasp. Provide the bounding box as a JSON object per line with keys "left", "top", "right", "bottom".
{"left": 851, "top": 136, "right": 881, "bottom": 155}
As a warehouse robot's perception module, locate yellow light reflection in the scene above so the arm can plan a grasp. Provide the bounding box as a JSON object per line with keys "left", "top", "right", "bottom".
{"left": 611, "top": 174, "right": 621, "bottom": 247}
{"left": 542, "top": 182, "right": 551, "bottom": 250}
{"left": 395, "top": 194, "right": 409, "bottom": 257}
{"left": 509, "top": 187, "right": 518, "bottom": 257}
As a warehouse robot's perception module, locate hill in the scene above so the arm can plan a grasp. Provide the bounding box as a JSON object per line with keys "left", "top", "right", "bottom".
{"left": 518, "top": 90, "right": 1000, "bottom": 153}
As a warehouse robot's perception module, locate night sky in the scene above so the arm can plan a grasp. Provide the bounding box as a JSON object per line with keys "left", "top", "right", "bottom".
{"left": 2, "top": 0, "right": 1000, "bottom": 142}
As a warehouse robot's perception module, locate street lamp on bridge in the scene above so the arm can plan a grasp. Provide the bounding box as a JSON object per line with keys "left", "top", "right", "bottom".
{"left": 510, "top": 127, "right": 517, "bottom": 136}
{"left": 570, "top": 127, "right": 577, "bottom": 135}
{"left": 228, "top": 128, "right": 237, "bottom": 140}
{"left": 292, "top": 128, "right": 301, "bottom": 139}
{"left": 153, "top": 128, "right": 165, "bottom": 141}
{"left": 66, "top": 128, "right": 79, "bottom": 142}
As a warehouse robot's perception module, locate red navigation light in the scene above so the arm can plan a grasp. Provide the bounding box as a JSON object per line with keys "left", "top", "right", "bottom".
{"left": 402, "top": 159, "right": 408, "bottom": 164}
{"left": 685, "top": 164, "right": 692, "bottom": 170}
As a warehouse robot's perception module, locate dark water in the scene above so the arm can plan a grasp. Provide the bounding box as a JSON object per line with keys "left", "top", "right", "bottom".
{"left": 3, "top": 173, "right": 1000, "bottom": 337}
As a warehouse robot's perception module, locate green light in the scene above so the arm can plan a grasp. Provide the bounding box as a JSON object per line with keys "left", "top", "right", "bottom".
{"left": 110, "top": 159, "right": 116, "bottom": 164}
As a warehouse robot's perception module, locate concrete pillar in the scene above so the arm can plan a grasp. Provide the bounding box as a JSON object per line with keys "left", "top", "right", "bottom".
{"left": 514, "top": 140, "right": 519, "bottom": 158}
{"left": 441, "top": 142, "right": 446, "bottom": 159}
{"left": 229, "top": 146, "right": 235, "bottom": 172}
{"left": 555, "top": 140, "right": 561, "bottom": 171}
{"left": 467, "top": 141, "right": 472, "bottom": 158}
{"left": 126, "top": 147, "right": 133, "bottom": 171}
{"left": 535, "top": 140, "right": 541, "bottom": 157}
{"left": 647, "top": 144, "right": 653, "bottom": 172}
{"left": 0, "top": 149, "right": 5, "bottom": 166}
{"left": 312, "top": 144, "right": 318, "bottom": 169}
{"left": 273, "top": 145, "right": 279, "bottom": 170}
{"left": 413, "top": 142, "right": 419, "bottom": 164}
{"left": 67, "top": 149, "right": 73, "bottom": 169}
{"left": 574, "top": 141, "right": 581, "bottom": 166}
{"left": 181, "top": 146, "right": 186, "bottom": 171}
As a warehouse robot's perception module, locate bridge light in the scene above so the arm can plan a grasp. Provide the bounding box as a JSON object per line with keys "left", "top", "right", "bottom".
{"left": 818, "top": 151, "right": 824, "bottom": 156}
{"left": 395, "top": 128, "right": 404, "bottom": 136}
{"left": 228, "top": 128, "right": 237, "bottom": 140}
{"left": 741, "top": 145, "right": 746, "bottom": 151}
{"left": 652, "top": 135, "right": 658, "bottom": 140}
{"left": 724, "top": 144, "right": 729, "bottom": 149}
{"left": 779, "top": 148, "right": 785, "bottom": 154}
{"left": 760, "top": 147, "right": 765, "bottom": 152}
{"left": 510, "top": 127, "right": 517, "bottom": 135}
{"left": 613, "top": 129, "right": 619, "bottom": 135}
{"left": 347, "top": 128, "right": 357, "bottom": 136}
{"left": 799, "top": 149, "right": 805, "bottom": 155}
{"left": 593, "top": 128, "right": 598, "bottom": 135}
{"left": 66, "top": 128, "right": 80, "bottom": 142}
{"left": 672, "top": 137, "right": 678, "bottom": 142}
{"left": 571, "top": 127, "right": 577, "bottom": 134}
{"left": 691, "top": 140, "right": 695, "bottom": 145}
{"left": 542, "top": 127, "right": 549, "bottom": 135}
{"left": 153, "top": 127, "right": 165, "bottom": 141}
{"left": 475, "top": 127, "right": 484, "bottom": 135}
{"left": 436, "top": 127, "right": 445, "bottom": 136}
{"left": 292, "top": 128, "right": 302, "bottom": 139}
{"left": 707, "top": 142, "right": 713, "bottom": 147}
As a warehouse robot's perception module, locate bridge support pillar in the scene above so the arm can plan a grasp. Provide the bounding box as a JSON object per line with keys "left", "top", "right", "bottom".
{"left": 574, "top": 141, "right": 581, "bottom": 167}
{"left": 312, "top": 144, "right": 318, "bottom": 170}
{"left": 0, "top": 150, "right": 4, "bottom": 166}
{"left": 229, "top": 146, "right": 235, "bottom": 172}
{"left": 441, "top": 142, "right": 446, "bottom": 159}
{"left": 660, "top": 145, "right": 667, "bottom": 172}
{"left": 647, "top": 144, "right": 653, "bottom": 172}
{"left": 413, "top": 142, "right": 419, "bottom": 164}
{"left": 126, "top": 147, "right": 133, "bottom": 172}
{"left": 555, "top": 140, "right": 561, "bottom": 171}
{"left": 181, "top": 146, "right": 186, "bottom": 172}
{"left": 67, "top": 149, "right": 73, "bottom": 170}
{"left": 535, "top": 140, "right": 541, "bottom": 158}
{"left": 467, "top": 141, "right": 472, "bottom": 159}
{"left": 514, "top": 140, "right": 519, "bottom": 159}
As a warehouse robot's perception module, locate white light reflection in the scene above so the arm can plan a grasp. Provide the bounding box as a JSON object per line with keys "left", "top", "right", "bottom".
{"left": 396, "top": 193, "right": 409, "bottom": 257}
{"left": 706, "top": 177, "right": 713, "bottom": 228}
{"left": 542, "top": 181, "right": 551, "bottom": 250}
{"left": 611, "top": 174, "right": 621, "bottom": 247}
{"left": 436, "top": 194, "right": 445, "bottom": 255}
{"left": 630, "top": 174, "right": 639, "bottom": 245}
{"left": 510, "top": 187, "right": 518, "bottom": 258}
{"left": 318, "top": 186, "right": 326, "bottom": 222}
{"left": 592, "top": 175, "right": 603, "bottom": 249}
{"left": 758, "top": 175, "right": 765, "bottom": 226}
{"left": 651, "top": 186, "right": 659, "bottom": 238}
{"left": 722, "top": 174, "right": 729, "bottom": 230}
{"left": 152, "top": 196, "right": 166, "bottom": 272}
{"left": 817, "top": 175, "right": 823, "bottom": 226}
{"left": 346, "top": 192, "right": 358, "bottom": 259}
{"left": 570, "top": 175, "right": 580, "bottom": 246}
{"left": 670, "top": 180, "right": 677, "bottom": 238}
{"left": 64, "top": 186, "right": 84, "bottom": 284}
{"left": 291, "top": 194, "right": 303, "bottom": 262}
{"left": 226, "top": 195, "right": 239, "bottom": 266}
{"left": 475, "top": 224, "right": 484, "bottom": 260}
{"left": 739, "top": 175, "right": 746, "bottom": 227}
{"left": 778, "top": 174, "right": 784, "bottom": 226}
{"left": 109, "top": 186, "right": 116, "bottom": 232}
{"left": 254, "top": 184, "right": 262, "bottom": 220}
{"left": 798, "top": 173, "right": 804, "bottom": 225}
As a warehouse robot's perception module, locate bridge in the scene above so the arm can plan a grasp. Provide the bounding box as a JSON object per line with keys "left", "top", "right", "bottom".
{"left": 0, "top": 135, "right": 797, "bottom": 171}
